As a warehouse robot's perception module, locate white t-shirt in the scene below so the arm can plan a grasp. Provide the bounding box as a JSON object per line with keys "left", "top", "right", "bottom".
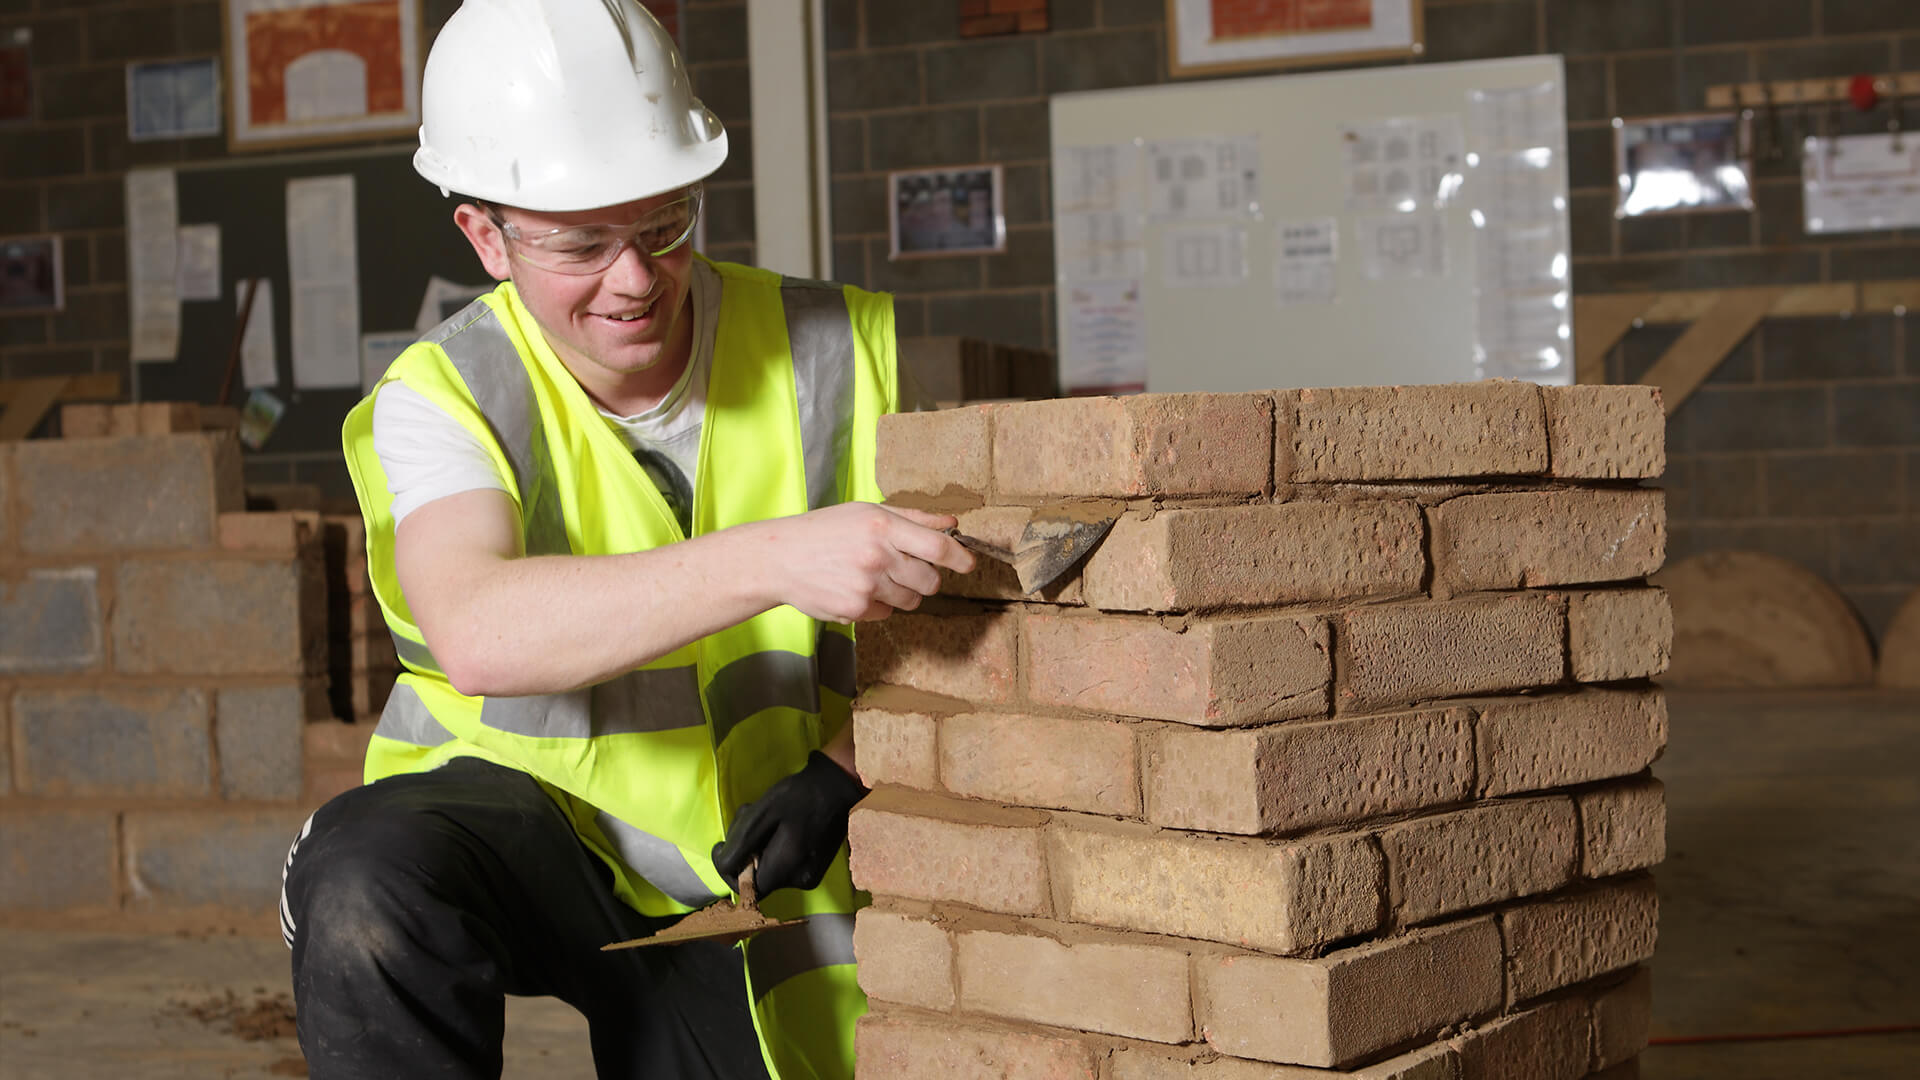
{"left": 373, "top": 259, "right": 721, "bottom": 532}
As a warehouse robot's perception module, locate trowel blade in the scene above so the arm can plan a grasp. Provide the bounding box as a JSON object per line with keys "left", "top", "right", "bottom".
{"left": 1009, "top": 510, "right": 1118, "bottom": 593}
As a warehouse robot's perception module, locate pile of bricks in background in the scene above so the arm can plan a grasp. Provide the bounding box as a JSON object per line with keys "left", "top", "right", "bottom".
{"left": 850, "top": 382, "right": 1670, "bottom": 1080}
{"left": 959, "top": 0, "right": 1048, "bottom": 38}
{"left": 0, "top": 403, "right": 373, "bottom": 932}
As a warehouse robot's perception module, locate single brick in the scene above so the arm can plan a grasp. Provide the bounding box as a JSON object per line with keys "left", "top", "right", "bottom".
{"left": 218, "top": 510, "right": 322, "bottom": 552}
{"left": 856, "top": 612, "right": 1018, "bottom": 704}
{"left": 1378, "top": 797, "right": 1578, "bottom": 926}
{"left": 12, "top": 687, "right": 211, "bottom": 798}
{"left": 1502, "top": 876, "right": 1658, "bottom": 1005}
{"left": 940, "top": 711, "right": 1138, "bottom": 816}
{"left": 304, "top": 718, "right": 375, "bottom": 763}
{"left": 855, "top": 1011, "right": 1098, "bottom": 1080}
{"left": 1109, "top": 1042, "right": 1458, "bottom": 1080}
{"left": 1050, "top": 823, "right": 1382, "bottom": 955}
{"left": 956, "top": 928, "right": 1192, "bottom": 1042}
{"left": 940, "top": 506, "right": 1084, "bottom": 603}
{"left": 124, "top": 807, "right": 311, "bottom": 911}
{"left": 852, "top": 705, "right": 940, "bottom": 791}
{"left": 1144, "top": 707, "right": 1474, "bottom": 835}
{"left": 852, "top": 909, "right": 954, "bottom": 1010}
{"left": 13, "top": 432, "right": 243, "bottom": 554}
{"left": 112, "top": 555, "right": 332, "bottom": 677}
{"left": 1197, "top": 916, "right": 1503, "bottom": 1068}
{"left": 0, "top": 809, "right": 118, "bottom": 910}
{"left": 1578, "top": 777, "right": 1667, "bottom": 878}
{"left": 1450, "top": 997, "right": 1589, "bottom": 1080}
{"left": 59, "top": 403, "right": 113, "bottom": 438}
{"left": 1338, "top": 594, "right": 1566, "bottom": 713}
{"left": 1292, "top": 383, "right": 1548, "bottom": 482}
{"left": 1025, "top": 612, "right": 1329, "bottom": 726}
{"left": 876, "top": 407, "right": 992, "bottom": 501}
{"left": 1543, "top": 385, "right": 1664, "bottom": 480}
{"left": 993, "top": 392, "right": 1273, "bottom": 499}
{"left": 1428, "top": 489, "right": 1665, "bottom": 595}
{"left": 1474, "top": 689, "right": 1668, "bottom": 798}
{"left": 128, "top": 402, "right": 203, "bottom": 434}
{"left": 215, "top": 683, "right": 315, "bottom": 801}
{"left": 848, "top": 788, "right": 1051, "bottom": 915}
{"left": 1079, "top": 501, "right": 1425, "bottom": 613}
{"left": 1567, "top": 588, "right": 1672, "bottom": 682}
{"left": 1591, "top": 967, "right": 1653, "bottom": 1069}
{"left": 0, "top": 567, "right": 102, "bottom": 674}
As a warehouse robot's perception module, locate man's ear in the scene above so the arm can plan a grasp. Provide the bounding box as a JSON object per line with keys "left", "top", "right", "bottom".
{"left": 453, "top": 203, "right": 513, "bottom": 282}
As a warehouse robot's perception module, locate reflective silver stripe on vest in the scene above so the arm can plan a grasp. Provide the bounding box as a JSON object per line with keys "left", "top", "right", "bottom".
{"left": 374, "top": 682, "right": 457, "bottom": 748}
{"left": 476, "top": 667, "right": 707, "bottom": 738}
{"left": 431, "top": 300, "right": 570, "bottom": 556}
{"left": 595, "top": 811, "right": 726, "bottom": 908}
{"left": 817, "top": 628, "right": 856, "bottom": 700}
{"left": 747, "top": 913, "right": 858, "bottom": 1000}
{"left": 780, "top": 279, "right": 855, "bottom": 512}
{"left": 391, "top": 631, "right": 443, "bottom": 676}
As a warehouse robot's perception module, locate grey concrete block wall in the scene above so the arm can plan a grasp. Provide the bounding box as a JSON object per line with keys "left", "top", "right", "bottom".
{"left": 0, "top": 809, "right": 118, "bottom": 910}
{"left": 214, "top": 684, "right": 309, "bottom": 802}
{"left": 125, "top": 807, "right": 310, "bottom": 911}
{"left": 0, "top": 568, "right": 102, "bottom": 675}
{"left": 11, "top": 687, "right": 212, "bottom": 799}
{"left": 11, "top": 433, "right": 243, "bottom": 554}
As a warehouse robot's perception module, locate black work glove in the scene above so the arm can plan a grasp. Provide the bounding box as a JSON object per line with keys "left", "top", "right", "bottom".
{"left": 712, "top": 751, "right": 868, "bottom": 896}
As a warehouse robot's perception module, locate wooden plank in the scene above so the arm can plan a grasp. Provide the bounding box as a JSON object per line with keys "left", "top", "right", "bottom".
{"left": 0, "top": 371, "right": 121, "bottom": 406}
{"left": 1862, "top": 280, "right": 1920, "bottom": 313}
{"left": 1640, "top": 287, "right": 1784, "bottom": 415}
{"left": 0, "top": 377, "right": 74, "bottom": 441}
{"left": 1642, "top": 291, "right": 1723, "bottom": 323}
{"left": 1768, "top": 283, "right": 1858, "bottom": 318}
{"left": 1573, "top": 292, "right": 1656, "bottom": 385}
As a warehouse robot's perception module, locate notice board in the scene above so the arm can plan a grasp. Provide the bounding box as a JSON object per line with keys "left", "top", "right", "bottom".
{"left": 131, "top": 145, "right": 489, "bottom": 460}
{"left": 1048, "top": 55, "right": 1571, "bottom": 394}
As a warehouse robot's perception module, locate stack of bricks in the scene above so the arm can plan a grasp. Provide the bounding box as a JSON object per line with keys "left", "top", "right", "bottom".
{"left": 849, "top": 381, "right": 1670, "bottom": 1080}
{"left": 323, "top": 514, "right": 397, "bottom": 722}
{"left": 959, "top": 0, "right": 1049, "bottom": 38}
{"left": 0, "top": 410, "right": 349, "bottom": 931}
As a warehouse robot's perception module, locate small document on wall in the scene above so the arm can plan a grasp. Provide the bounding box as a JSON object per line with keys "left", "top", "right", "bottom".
{"left": 1145, "top": 134, "right": 1260, "bottom": 219}
{"left": 1803, "top": 133, "right": 1920, "bottom": 234}
{"left": 1062, "top": 278, "right": 1148, "bottom": 394}
{"left": 1161, "top": 223, "right": 1248, "bottom": 288}
{"left": 1275, "top": 218, "right": 1338, "bottom": 306}
{"left": 239, "top": 279, "right": 277, "bottom": 388}
{"left": 286, "top": 174, "right": 361, "bottom": 389}
{"left": 125, "top": 167, "right": 180, "bottom": 361}
{"left": 174, "top": 223, "right": 221, "bottom": 301}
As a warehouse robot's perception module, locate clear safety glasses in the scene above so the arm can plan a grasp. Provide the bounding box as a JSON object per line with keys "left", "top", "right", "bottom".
{"left": 487, "top": 186, "right": 703, "bottom": 275}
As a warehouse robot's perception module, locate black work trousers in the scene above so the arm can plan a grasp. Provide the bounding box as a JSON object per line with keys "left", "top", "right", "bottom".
{"left": 280, "top": 757, "right": 771, "bottom": 1080}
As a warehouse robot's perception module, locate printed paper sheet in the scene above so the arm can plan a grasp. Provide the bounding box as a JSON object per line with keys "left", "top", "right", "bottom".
{"left": 286, "top": 174, "right": 361, "bottom": 389}
{"left": 1145, "top": 135, "right": 1260, "bottom": 219}
{"left": 125, "top": 168, "right": 180, "bottom": 361}
{"left": 1161, "top": 223, "right": 1248, "bottom": 288}
{"left": 174, "top": 223, "right": 221, "bottom": 301}
{"left": 238, "top": 279, "right": 277, "bottom": 389}
{"left": 1343, "top": 117, "right": 1465, "bottom": 212}
{"left": 1062, "top": 279, "right": 1147, "bottom": 394}
{"left": 1803, "top": 133, "right": 1920, "bottom": 234}
{"left": 1275, "top": 218, "right": 1338, "bottom": 306}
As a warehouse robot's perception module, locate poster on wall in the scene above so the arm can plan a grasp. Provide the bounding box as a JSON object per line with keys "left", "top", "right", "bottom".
{"left": 888, "top": 165, "right": 1007, "bottom": 259}
{"left": 224, "top": 0, "right": 422, "bottom": 151}
{"left": 1167, "top": 0, "right": 1423, "bottom": 79}
{"left": 1802, "top": 132, "right": 1920, "bottom": 235}
{"left": 0, "top": 235, "right": 62, "bottom": 312}
{"left": 1612, "top": 112, "right": 1753, "bottom": 218}
{"left": 128, "top": 57, "right": 222, "bottom": 141}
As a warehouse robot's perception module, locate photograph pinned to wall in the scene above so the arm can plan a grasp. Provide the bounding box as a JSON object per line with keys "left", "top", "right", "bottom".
{"left": 238, "top": 386, "right": 286, "bottom": 449}
{"left": 128, "top": 57, "right": 221, "bottom": 141}
{"left": 224, "top": 0, "right": 423, "bottom": 152}
{"left": 889, "top": 164, "right": 1007, "bottom": 259}
{"left": 0, "top": 235, "right": 62, "bottom": 312}
{"left": 1167, "top": 0, "right": 1424, "bottom": 79}
{"left": 1613, "top": 112, "right": 1753, "bottom": 218}
{"left": 1, "top": 28, "right": 31, "bottom": 124}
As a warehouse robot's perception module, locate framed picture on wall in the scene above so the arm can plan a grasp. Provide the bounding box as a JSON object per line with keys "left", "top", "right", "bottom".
{"left": 0, "top": 234, "right": 63, "bottom": 312}
{"left": 223, "top": 0, "right": 424, "bottom": 152}
{"left": 1166, "top": 0, "right": 1425, "bottom": 79}
{"left": 1612, "top": 112, "right": 1755, "bottom": 218}
{"left": 888, "top": 165, "right": 1007, "bottom": 259}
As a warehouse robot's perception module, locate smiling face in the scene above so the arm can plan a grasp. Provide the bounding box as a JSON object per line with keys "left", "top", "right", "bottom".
{"left": 454, "top": 190, "right": 697, "bottom": 408}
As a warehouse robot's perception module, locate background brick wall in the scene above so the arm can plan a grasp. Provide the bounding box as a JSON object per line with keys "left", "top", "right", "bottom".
{"left": 826, "top": 0, "right": 1920, "bottom": 644}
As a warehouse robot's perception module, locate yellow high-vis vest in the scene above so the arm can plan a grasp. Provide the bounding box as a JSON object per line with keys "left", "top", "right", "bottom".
{"left": 340, "top": 257, "right": 896, "bottom": 1080}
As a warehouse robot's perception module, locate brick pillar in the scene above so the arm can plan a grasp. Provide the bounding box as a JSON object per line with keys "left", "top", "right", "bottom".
{"left": 849, "top": 382, "right": 1669, "bottom": 1077}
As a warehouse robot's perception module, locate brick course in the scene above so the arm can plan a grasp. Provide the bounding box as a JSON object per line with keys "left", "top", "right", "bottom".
{"left": 848, "top": 788, "right": 1051, "bottom": 915}
{"left": 955, "top": 927, "right": 1192, "bottom": 1042}
{"left": 1473, "top": 689, "right": 1668, "bottom": 798}
{"left": 1378, "top": 797, "right": 1579, "bottom": 925}
{"left": 1337, "top": 594, "right": 1566, "bottom": 713}
{"left": 11, "top": 434, "right": 242, "bottom": 554}
{"left": 1501, "top": 876, "right": 1659, "bottom": 1004}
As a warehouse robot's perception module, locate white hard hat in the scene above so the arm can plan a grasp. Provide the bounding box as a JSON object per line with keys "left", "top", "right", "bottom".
{"left": 413, "top": 0, "right": 727, "bottom": 212}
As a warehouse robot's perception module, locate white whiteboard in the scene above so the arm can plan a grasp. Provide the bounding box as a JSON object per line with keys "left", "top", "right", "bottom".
{"left": 1049, "top": 55, "right": 1572, "bottom": 394}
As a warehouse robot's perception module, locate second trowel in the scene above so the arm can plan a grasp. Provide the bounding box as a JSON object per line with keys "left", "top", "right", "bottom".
{"left": 950, "top": 505, "right": 1119, "bottom": 594}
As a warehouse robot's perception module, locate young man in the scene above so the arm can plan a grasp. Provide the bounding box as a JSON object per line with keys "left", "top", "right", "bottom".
{"left": 278, "top": 2, "right": 972, "bottom": 1077}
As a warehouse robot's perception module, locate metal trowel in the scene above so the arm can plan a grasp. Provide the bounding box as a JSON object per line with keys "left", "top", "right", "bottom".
{"left": 951, "top": 506, "right": 1119, "bottom": 594}
{"left": 600, "top": 859, "right": 799, "bottom": 951}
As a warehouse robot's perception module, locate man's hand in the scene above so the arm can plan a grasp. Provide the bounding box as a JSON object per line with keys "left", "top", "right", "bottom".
{"left": 712, "top": 751, "right": 868, "bottom": 895}
{"left": 748, "top": 502, "right": 975, "bottom": 623}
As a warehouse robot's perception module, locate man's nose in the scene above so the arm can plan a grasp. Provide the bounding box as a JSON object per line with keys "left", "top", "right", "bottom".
{"left": 602, "top": 237, "right": 658, "bottom": 292}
